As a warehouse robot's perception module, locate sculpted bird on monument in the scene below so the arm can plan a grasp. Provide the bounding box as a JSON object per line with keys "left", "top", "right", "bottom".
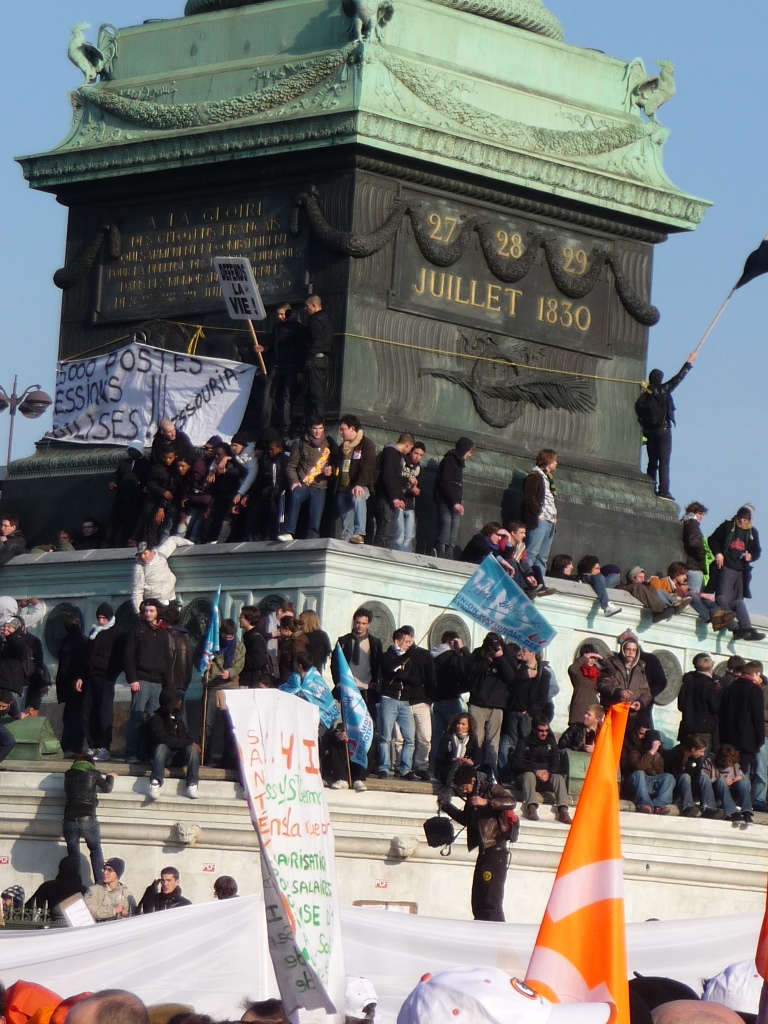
{"left": 630, "top": 58, "right": 676, "bottom": 121}
{"left": 341, "top": 0, "right": 395, "bottom": 41}
{"left": 67, "top": 23, "right": 118, "bottom": 85}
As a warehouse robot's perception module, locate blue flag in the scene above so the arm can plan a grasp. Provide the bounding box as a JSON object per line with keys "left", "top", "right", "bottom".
{"left": 280, "top": 666, "right": 339, "bottom": 730}
{"left": 449, "top": 555, "right": 557, "bottom": 652}
{"left": 196, "top": 585, "right": 221, "bottom": 673}
{"left": 333, "top": 645, "right": 374, "bottom": 768}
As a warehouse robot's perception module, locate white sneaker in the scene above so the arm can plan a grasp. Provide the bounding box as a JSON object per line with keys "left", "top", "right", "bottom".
{"left": 330, "top": 780, "right": 349, "bottom": 790}
{"left": 93, "top": 748, "right": 109, "bottom": 761}
{"left": 603, "top": 602, "right": 621, "bottom": 617}
{"left": 277, "top": 533, "right": 294, "bottom": 542}
{"left": 148, "top": 781, "right": 161, "bottom": 801}
{"left": 186, "top": 784, "right": 199, "bottom": 800}
{"left": 353, "top": 780, "right": 367, "bottom": 793}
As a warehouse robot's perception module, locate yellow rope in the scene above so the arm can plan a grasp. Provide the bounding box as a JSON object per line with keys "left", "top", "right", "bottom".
{"left": 61, "top": 323, "right": 646, "bottom": 388}
{"left": 342, "top": 332, "right": 648, "bottom": 388}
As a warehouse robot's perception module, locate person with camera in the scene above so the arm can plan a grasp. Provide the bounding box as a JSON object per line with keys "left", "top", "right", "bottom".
{"left": 467, "top": 633, "right": 514, "bottom": 782}
{"left": 138, "top": 865, "right": 191, "bottom": 913}
{"left": 436, "top": 763, "right": 518, "bottom": 921}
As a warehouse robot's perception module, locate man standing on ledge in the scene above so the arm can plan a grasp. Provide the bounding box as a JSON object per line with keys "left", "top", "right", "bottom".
{"left": 303, "top": 294, "right": 333, "bottom": 423}
{"left": 635, "top": 349, "right": 698, "bottom": 501}
{"left": 709, "top": 506, "right": 765, "bottom": 642}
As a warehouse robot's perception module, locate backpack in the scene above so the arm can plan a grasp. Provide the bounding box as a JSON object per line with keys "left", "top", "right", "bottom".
{"left": 635, "top": 390, "right": 667, "bottom": 431}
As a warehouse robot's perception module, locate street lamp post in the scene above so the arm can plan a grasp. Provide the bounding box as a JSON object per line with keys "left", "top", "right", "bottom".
{"left": 0, "top": 377, "right": 53, "bottom": 469}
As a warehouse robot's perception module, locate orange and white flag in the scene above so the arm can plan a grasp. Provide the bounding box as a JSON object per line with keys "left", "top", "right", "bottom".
{"left": 525, "top": 702, "right": 630, "bottom": 1024}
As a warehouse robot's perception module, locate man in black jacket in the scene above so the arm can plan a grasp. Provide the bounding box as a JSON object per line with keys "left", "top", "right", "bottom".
{"left": 719, "top": 660, "right": 765, "bottom": 780}
{"left": 429, "top": 631, "right": 470, "bottom": 770}
{"left": 0, "top": 515, "right": 27, "bottom": 567}
{"left": 0, "top": 616, "right": 32, "bottom": 704}
{"left": 374, "top": 434, "right": 415, "bottom": 550}
{"left": 269, "top": 303, "right": 306, "bottom": 435}
{"left": 138, "top": 865, "right": 192, "bottom": 913}
{"left": 303, "top": 295, "right": 333, "bottom": 423}
{"left": 239, "top": 606, "right": 270, "bottom": 688}
{"left": 81, "top": 603, "right": 123, "bottom": 761}
{"left": 634, "top": 349, "right": 697, "bottom": 501}
{"left": 511, "top": 716, "right": 572, "bottom": 824}
{"left": 146, "top": 689, "right": 200, "bottom": 801}
{"left": 433, "top": 437, "right": 474, "bottom": 558}
{"left": 467, "top": 633, "right": 514, "bottom": 782}
{"left": 123, "top": 600, "right": 172, "bottom": 763}
{"left": 0, "top": 688, "right": 26, "bottom": 763}
{"left": 677, "top": 653, "right": 719, "bottom": 750}
{"left": 438, "top": 763, "right": 518, "bottom": 921}
{"left": 709, "top": 506, "right": 765, "bottom": 642}
{"left": 378, "top": 627, "right": 422, "bottom": 780}
{"left": 63, "top": 754, "right": 115, "bottom": 882}
{"left": 498, "top": 648, "right": 552, "bottom": 783}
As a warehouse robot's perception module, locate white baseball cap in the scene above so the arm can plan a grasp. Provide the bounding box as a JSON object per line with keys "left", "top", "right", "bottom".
{"left": 346, "top": 976, "right": 378, "bottom": 1017}
{"left": 703, "top": 960, "right": 762, "bottom": 1013}
{"left": 397, "top": 968, "right": 614, "bottom": 1024}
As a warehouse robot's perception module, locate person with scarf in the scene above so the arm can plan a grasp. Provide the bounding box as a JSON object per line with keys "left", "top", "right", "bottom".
{"left": 567, "top": 644, "right": 605, "bottom": 724}
{"left": 202, "top": 618, "right": 245, "bottom": 767}
{"left": 434, "top": 711, "right": 481, "bottom": 785}
{"left": 334, "top": 414, "right": 376, "bottom": 544}
{"left": 520, "top": 448, "right": 558, "bottom": 577}
{"left": 373, "top": 433, "right": 415, "bottom": 550}
{"left": 709, "top": 505, "right": 765, "bottom": 642}
{"left": 80, "top": 602, "right": 123, "bottom": 761}
{"left": 146, "top": 689, "right": 200, "bottom": 800}
{"left": 278, "top": 419, "right": 338, "bottom": 541}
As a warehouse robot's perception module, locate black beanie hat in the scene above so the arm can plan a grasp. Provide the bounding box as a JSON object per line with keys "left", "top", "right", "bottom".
{"left": 455, "top": 437, "right": 475, "bottom": 457}
{"left": 105, "top": 857, "right": 126, "bottom": 879}
{"left": 96, "top": 603, "right": 114, "bottom": 620}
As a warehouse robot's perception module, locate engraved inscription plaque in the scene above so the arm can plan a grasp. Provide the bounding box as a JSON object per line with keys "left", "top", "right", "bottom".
{"left": 390, "top": 196, "right": 617, "bottom": 357}
{"left": 94, "top": 192, "right": 307, "bottom": 323}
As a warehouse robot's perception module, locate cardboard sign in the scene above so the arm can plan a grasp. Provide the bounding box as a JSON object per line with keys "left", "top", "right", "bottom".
{"left": 214, "top": 256, "right": 267, "bottom": 320}
{"left": 59, "top": 894, "right": 96, "bottom": 928}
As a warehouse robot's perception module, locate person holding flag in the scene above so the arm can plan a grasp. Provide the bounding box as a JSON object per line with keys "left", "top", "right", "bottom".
{"left": 330, "top": 644, "right": 374, "bottom": 792}
{"left": 280, "top": 652, "right": 339, "bottom": 733}
{"left": 196, "top": 586, "right": 220, "bottom": 763}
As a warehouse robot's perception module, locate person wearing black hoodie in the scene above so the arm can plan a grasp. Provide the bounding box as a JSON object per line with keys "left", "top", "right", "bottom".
{"left": 433, "top": 437, "right": 474, "bottom": 559}
{"left": 467, "top": 633, "right": 514, "bottom": 781}
{"left": 374, "top": 434, "right": 415, "bottom": 550}
{"left": 105, "top": 442, "right": 150, "bottom": 547}
{"left": 429, "top": 631, "right": 470, "bottom": 770}
{"left": 26, "top": 854, "right": 86, "bottom": 919}
{"left": 123, "top": 600, "right": 172, "bottom": 763}
{"left": 708, "top": 505, "right": 765, "bottom": 642}
{"left": 82, "top": 603, "right": 123, "bottom": 761}
{"left": 146, "top": 689, "right": 200, "bottom": 801}
{"left": 62, "top": 753, "right": 115, "bottom": 882}
{"left": 57, "top": 616, "right": 89, "bottom": 756}
{"left": 0, "top": 515, "right": 26, "bottom": 567}
{"left": 677, "top": 653, "right": 720, "bottom": 750}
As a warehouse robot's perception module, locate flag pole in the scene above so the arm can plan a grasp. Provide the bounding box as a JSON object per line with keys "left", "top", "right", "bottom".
{"left": 248, "top": 320, "right": 268, "bottom": 375}
{"left": 691, "top": 287, "right": 736, "bottom": 356}
{"left": 339, "top": 696, "right": 353, "bottom": 789}
{"left": 200, "top": 666, "right": 211, "bottom": 765}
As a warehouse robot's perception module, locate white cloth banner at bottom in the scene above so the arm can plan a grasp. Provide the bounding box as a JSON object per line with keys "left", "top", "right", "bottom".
{"left": 225, "top": 688, "right": 345, "bottom": 1019}
{"left": 47, "top": 342, "right": 257, "bottom": 447}
{"left": 0, "top": 901, "right": 760, "bottom": 1023}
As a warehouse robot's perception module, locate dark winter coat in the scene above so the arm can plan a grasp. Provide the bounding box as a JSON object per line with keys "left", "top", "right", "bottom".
{"left": 332, "top": 631, "right": 384, "bottom": 693}
{"left": 506, "top": 662, "right": 552, "bottom": 718}
{"left": 0, "top": 529, "right": 27, "bottom": 567}
{"left": 376, "top": 444, "right": 407, "bottom": 504}
{"left": 123, "top": 622, "right": 173, "bottom": 687}
{"left": 677, "top": 671, "right": 719, "bottom": 739}
{"left": 380, "top": 646, "right": 436, "bottom": 704}
{"left": 441, "top": 777, "right": 516, "bottom": 852}
{"left": 709, "top": 518, "right": 761, "bottom": 597}
{"left": 305, "top": 309, "right": 333, "bottom": 360}
{"left": 240, "top": 627, "right": 270, "bottom": 688}
{"left": 334, "top": 435, "right": 377, "bottom": 493}
{"left": 63, "top": 760, "right": 114, "bottom": 819}
{"left": 510, "top": 729, "right": 560, "bottom": 777}
{"left": 719, "top": 676, "right": 764, "bottom": 754}
{"left": 139, "top": 882, "right": 191, "bottom": 913}
{"left": 27, "top": 855, "right": 86, "bottom": 917}
{"left": 87, "top": 625, "right": 123, "bottom": 683}
{"left": 168, "top": 627, "right": 193, "bottom": 692}
{"left": 432, "top": 646, "right": 471, "bottom": 702}
{"left": 434, "top": 450, "right": 465, "bottom": 508}
{"left": 599, "top": 653, "right": 652, "bottom": 713}
{"left": 150, "top": 427, "right": 195, "bottom": 465}
{"left": 434, "top": 731, "right": 482, "bottom": 781}
{"left": 56, "top": 627, "right": 89, "bottom": 703}
{"left": 467, "top": 650, "right": 514, "bottom": 710}
{"left": 305, "top": 630, "right": 332, "bottom": 673}
{"left": 0, "top": 630, "right": 33, "bottom": 696}
{"left": 683, "top": 518, "right": 708, "bottom": 573}
{"left": 146, "top": 705, "right": 194, "bottom": 753}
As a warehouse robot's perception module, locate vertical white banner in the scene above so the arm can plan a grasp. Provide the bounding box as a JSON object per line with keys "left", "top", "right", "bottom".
{"left": 225, "top": 689, "right": 345, "bottom": 1019}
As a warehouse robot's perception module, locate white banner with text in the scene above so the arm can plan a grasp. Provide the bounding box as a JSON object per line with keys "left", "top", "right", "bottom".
{"left": 47, "top": 342, "right": 256, "bottom": 447}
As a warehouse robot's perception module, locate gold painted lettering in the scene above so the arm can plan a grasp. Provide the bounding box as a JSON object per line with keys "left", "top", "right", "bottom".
{"left": 429, "top": 272, "right": 445, "bottom": 299}
{"left": 486, "top": 284, "right": 501, "bottom": 311}
{"left": 504, "top": 288, "right": 522, "bottom": 316}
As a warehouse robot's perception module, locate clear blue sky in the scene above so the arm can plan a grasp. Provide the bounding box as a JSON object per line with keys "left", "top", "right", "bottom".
{"left": 3, "top": 2, "right": 767, "bottom": 597}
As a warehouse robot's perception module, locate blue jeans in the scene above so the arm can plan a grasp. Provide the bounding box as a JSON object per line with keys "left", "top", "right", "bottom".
{"left": 753, "top": 742, "right": 768, "bottom": 810}
{"left": 687, "top": 570, "right": 704, "bottom": 595}
{"left": 525, "top": 520, "right": 555, "bottom": 577}
{"left": 378, "top": 696, "right": 415, "bottom": 775}
{"left": 436, "top": 502, "right": 461, "bottom": 557}
{"left": 429, "top": 697, "right": 466, "bottom": 769}
{"left": 675, "top": 772, "right": 716, "bottom": 811}
{"left": 395, "top": 509, "right": 416, "bottom": 552}
{"left": 337, "top": 487, "right": 369, "bottom": 540}
{"left": 63, "top": 815, "right": 104, "bottom": 883}
{"left": 0, "top": 722, "right": 16, "bottom": 763}
{"left": 627, "top": 770, "right": 675, "bottom": 809}
{"left": 151, "top": 742, "right": 200, "bottom": 787}
{"left": 713, "top": 776, "right": 753, "bottom": 816}
{"left": 283, "top": 485, "right": 326, "bottom": 538}
{"left": 716, "top": 567, "right": 752, "bottom": 629}
{"left": 125, "top": 680, "right": 163, "bottom": 760}
{"left": 498, "top": 711, "right": 532, "bottom": 782}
